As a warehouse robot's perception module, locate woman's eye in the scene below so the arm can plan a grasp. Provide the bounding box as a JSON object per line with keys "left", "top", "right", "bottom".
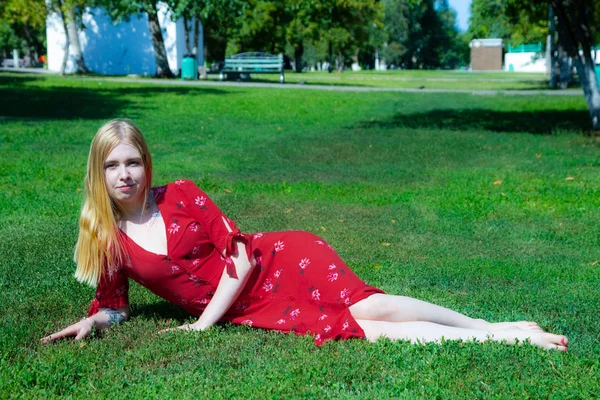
{"left": 105, "top": 164, "right": 117, "bottom": 169}
{"left": 128, "top": 161, "right": 140, "bottom": 166}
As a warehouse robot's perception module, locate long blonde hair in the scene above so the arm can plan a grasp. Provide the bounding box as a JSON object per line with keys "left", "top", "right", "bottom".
{"left": 74, "top": 119, "right": 153, "bottom": 286}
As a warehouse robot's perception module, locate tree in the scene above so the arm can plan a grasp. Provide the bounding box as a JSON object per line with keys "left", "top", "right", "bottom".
{"left": 1, "top": 0, "right": 47, "bottom": 67}
{"left": 101, "top": 0, "right": 175, "bottom": 78}
{"left": 170, "top": 0, "right": 243, "bottom": 62}
{"left": 314, "top": 0, "right": 382, "bottom": 72}
{"left": 47, "top": 0, "right": 91, "bottom": 74}
{"left": 478, "top": 0, "right": 600, "bottom": 130}
{"left": 469, "top": 0, "right": 573, "bottom": 87}
{"left": 549, "top": 0, "right": 600, "bottom": 130}
{"left": 380, "top": 0, "right": 466, "bottom": 70}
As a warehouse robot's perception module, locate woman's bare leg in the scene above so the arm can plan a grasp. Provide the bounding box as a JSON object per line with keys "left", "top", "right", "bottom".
{"left": 350, "top": 294, "right": 542, "bottom": 331}
{"left": 355, "top": 319, "right": 568, "bottom": 351}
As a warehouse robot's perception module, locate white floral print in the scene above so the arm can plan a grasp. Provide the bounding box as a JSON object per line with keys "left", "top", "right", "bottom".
{"left": 312, "top": 289, "right": 321, "bottom": 301}
{"left": 263, "top": 278, "right": 273, "bottom": 292}
{"left": 195, "top": 196, "right": 206, "bottom": 207}
{"left": 276, "top": 318, "right": 286, "bottom": 325}
{"left": 168, "top": 223, "right": 180, "bottom": 234}
{"left": 299, "top": 258, "right": 310, "bottom": 269}
{"left": 327, "top": 272, "right": 338, "bottom": 282}
{"left": 274, "top": 241, "right": 285, "bottom": 252}
{"left": 318, "top": 314, "right": 327, "bottom": 321}
{"left": 340, "top": 288, "right": 350, "bottom": 299}
{"left": 328, "top": 263, "right": 337, "bottom": 270}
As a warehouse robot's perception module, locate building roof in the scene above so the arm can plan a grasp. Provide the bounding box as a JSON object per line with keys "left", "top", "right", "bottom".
{"left": 469, "top": 39, "right": 503, "bottom": 48}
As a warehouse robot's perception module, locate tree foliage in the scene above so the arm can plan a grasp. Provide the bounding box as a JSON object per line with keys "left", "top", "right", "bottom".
{"left": 2, "top": 0, "right": 471, "bottom": 72}
{"left": 380, "top": 0, "right": 467, "bottom": 70}
{"left": 468, "top": 0, "right": 547, "bottom": 45}
{"left": 0, "top": 0, "right": 46, "bottom": 65}
{"left": 470, "top": 0, "right": 600, "bottom": 130}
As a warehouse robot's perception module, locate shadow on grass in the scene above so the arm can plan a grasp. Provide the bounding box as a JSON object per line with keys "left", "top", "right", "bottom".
{"left": 0, "top": 74, "right": 230, "bottom": 120}
{"left": 132, "top": 301, "right": 191, "bottom": 322}
{"left": 360, "top": 108, "right": 592, "bottom": 134}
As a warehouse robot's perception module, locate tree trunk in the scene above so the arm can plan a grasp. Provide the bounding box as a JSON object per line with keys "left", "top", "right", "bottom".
{"left": 148, "top": 6, "right": 174, "bottom": 78}
{"left": 65, "top": 7, "right": 89, "bottom": 73}
{"left": 552, "top": 0, "right": 600, "bottom": 131}
{"left": 22, "top": 23, "right": 34, "bottom": 67}
{"left": 572, "top": 56, "right": 600, "bottom": 130}
{"left": 294, "top": 41, "right": 303, "bottom": 73}
{"left": 328, "top": 38, "right": 333, "bottom": 73}
{"left": 193, "top": 15, "right": 200, "bottom": 59}
{"left": 183, "top": 14, "right": 191, "bottom": 55}
{"left": 58, "top": 2, "right": 70, "bottom": 76}
{"left": 335, "top": 54, "right": 344, "bottom": 72}
{"left": 548, "top": 5, "right": 558, "bottom": 86}
{"left": 556, "top": 44, "right": 571, "bottom": 88}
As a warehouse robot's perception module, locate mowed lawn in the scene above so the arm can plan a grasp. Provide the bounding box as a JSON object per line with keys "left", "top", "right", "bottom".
{"left": 0, "top": 72, "right": 599, "bottom": 398}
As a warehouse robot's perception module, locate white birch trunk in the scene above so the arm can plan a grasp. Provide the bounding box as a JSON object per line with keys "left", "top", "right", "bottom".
{"left": 65, "top": 7, "right": 89, "bottom": 73}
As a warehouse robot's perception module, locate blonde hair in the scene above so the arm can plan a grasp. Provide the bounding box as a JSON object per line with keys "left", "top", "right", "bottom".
{"left": 74, "top": 119, "right": 153, "bottom": 286}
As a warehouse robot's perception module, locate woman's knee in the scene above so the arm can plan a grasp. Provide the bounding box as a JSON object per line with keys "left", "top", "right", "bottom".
{"left": 350, "top": 293, "right": 389, "bottom": 320}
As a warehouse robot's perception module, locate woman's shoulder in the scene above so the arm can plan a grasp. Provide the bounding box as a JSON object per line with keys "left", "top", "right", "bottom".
{"left": 152, "top": 180, "right": 206, "bottom": 202}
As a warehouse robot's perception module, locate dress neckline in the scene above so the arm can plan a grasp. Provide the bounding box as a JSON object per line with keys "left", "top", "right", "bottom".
{"left": 119, "top": 186, "right": 169, "bottom": 258}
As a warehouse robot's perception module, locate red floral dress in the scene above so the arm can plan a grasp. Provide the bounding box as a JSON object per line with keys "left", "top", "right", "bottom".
{"left": 88, "top": 180, "right": 384, "bottom": 345}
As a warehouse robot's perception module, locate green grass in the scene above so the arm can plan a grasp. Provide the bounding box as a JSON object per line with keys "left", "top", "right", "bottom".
{"left": 1, "top": 72, "right": 599, "bottom": 398}
{"left": 214, "top": 70, "right": 565, "bottom": 91}
{"left": 78, "top": 69, "right": 570, "bottom": 91}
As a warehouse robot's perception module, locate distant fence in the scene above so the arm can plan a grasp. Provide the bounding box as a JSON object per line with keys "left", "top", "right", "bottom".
{"left": 507, "top": 43, "right": 543, "bottom": 53}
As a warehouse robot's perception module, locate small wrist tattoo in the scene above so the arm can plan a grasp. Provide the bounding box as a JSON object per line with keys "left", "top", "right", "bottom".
{"left": 100, "top": 308, "right": 126, "bottom": 326}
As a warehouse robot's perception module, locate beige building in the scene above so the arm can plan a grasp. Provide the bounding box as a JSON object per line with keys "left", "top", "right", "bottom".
{"left": 470, "top": 39, "right": 503, "bottom": 71}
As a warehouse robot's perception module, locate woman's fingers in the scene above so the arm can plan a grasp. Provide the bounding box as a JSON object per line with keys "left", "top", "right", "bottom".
{"left": 41, "top": 325, "right": 80, "bottom": 344}
{"left": 158, "top": 324, "right": 193, "bottom": 334}
{"left": 74, "top": 326, "right": 91, "bottom": 340}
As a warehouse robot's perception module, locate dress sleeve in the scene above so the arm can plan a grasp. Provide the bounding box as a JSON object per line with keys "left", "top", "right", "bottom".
{"left": 176, "top": 180, "right": 247, "bottom": 278}
{"left": 87, "top": 266, "right": 129, "bottom": 317}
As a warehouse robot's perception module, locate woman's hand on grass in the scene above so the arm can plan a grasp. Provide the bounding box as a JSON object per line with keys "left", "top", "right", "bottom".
{"left": 40, "top": 318, "right": 95, "bottom": 344}
{"left": 158, "top": 321, "right": 210, "bottom": 334}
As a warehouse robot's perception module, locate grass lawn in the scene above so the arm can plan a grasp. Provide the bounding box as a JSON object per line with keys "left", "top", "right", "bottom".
{"left": 0, "top": 72, "right": 599, "bottom": 398}
{"left": 215, "top": 70, "right": 563, "bottom": 91}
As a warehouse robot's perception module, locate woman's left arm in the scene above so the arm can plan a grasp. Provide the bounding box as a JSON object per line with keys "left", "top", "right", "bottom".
{"left": 187, "top": 238, "right": 254, "bottom": 330}
{"left": 168, "top": 215, "right": 254, "bottom": 332}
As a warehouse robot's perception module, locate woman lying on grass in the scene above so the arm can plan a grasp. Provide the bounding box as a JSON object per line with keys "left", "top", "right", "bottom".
{"left": 41, "top": 119, "right": 568, "bottom": 351}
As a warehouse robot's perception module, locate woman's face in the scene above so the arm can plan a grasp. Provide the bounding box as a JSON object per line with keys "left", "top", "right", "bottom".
{"left": 104, "top": 142, "right": 146, "bottom": 206}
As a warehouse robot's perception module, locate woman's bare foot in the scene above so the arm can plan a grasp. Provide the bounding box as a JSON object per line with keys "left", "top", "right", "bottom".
{"left": 487, "top": 321, "right": 543, "bottom": 332}
{"left": 497, "top": 328, "right": 568, "bottom": 351}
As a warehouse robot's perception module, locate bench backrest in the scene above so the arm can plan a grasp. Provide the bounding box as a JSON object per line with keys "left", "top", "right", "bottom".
{"left": 223, "top": 52, "right": 283, "bottom": 72}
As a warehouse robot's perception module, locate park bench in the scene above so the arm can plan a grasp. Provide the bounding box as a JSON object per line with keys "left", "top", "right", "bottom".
{"left": 219, "top": 52, "right": 285, "bottom": 84}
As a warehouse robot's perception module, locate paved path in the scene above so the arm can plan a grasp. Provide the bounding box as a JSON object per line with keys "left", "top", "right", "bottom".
{"left": 1, "top": 67, "right": 583, "bottom": 96}
{"left": 83, "top": 77, "right": 585, "bottom": 96}
{"left": 0, "top": 67, "right": 58, "bottom": 74}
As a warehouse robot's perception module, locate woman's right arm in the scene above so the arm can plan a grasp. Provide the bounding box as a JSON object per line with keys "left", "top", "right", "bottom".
{"left": 40, "top": 306, "right": 130, "bottom": 344}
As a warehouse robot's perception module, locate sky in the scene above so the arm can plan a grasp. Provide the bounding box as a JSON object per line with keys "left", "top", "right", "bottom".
{"left": 448, "top": 0, "right": 472, "bottom": 32}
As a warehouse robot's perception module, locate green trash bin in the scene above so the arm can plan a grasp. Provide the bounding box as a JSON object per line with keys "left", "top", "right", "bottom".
{"left": 181, "top": 56, "right": 198, "bottom": 80}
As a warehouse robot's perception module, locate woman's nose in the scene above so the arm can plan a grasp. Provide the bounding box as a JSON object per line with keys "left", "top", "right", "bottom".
{"left": 118, "top": 165, "right": 130, "bottom": 179}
